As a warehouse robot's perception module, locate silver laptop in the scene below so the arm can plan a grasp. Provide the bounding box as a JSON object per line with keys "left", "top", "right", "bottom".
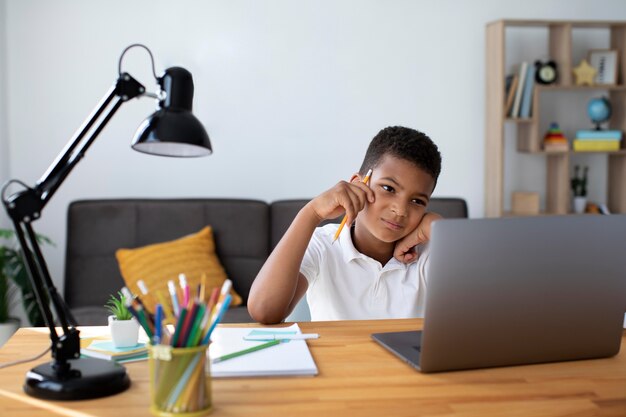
{"left": 372, "top": 215, "right": 626, "bottom": 373}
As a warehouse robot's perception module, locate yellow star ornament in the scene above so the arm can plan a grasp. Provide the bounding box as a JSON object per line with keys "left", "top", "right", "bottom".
{"left": 573, "top": 59, "right": 597, "bottom": 86}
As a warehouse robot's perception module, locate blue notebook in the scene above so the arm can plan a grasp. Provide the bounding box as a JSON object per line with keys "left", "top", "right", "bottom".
{"left": 81, "top": 340, "right": 148, "bottom": 362}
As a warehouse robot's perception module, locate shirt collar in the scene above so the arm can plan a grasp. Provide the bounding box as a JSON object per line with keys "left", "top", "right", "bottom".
{"left": 383, "top": 257, "right": 407, "bottom": 272}
{"left": 335, "top": 224, "right": 364, "bottom": 263}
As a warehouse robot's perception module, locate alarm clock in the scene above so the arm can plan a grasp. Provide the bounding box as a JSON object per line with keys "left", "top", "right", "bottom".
{"left": 535, "top": 60, "right": 558, "bottom": 85}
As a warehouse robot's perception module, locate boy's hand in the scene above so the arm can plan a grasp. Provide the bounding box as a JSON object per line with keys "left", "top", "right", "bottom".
{"left": 393, "top": 212, "right": 442, "bottom": 264}
{"left": 307, "top": 177, "right": 375, "bottom": 225}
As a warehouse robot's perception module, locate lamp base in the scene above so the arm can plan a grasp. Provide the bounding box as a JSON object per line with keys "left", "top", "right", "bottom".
{"left": 24, "top": 357, "right": 130, "bottom": 400}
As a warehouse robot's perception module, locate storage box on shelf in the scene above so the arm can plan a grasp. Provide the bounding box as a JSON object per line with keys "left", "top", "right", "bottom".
{"left": 485, "top": 19, "right": 626, "bottom": 217}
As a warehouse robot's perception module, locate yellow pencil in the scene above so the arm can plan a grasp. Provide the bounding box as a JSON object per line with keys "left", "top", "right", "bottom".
{"left": 332, "top": 168, "right": 372, "bottom": 243}
{"left": 200, "top": 273, "right": 206, "bottom": 302}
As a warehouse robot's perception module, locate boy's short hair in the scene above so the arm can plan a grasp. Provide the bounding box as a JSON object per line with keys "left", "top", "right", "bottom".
{"left": 359, "top": 126, "right": 441, "bottom": 187}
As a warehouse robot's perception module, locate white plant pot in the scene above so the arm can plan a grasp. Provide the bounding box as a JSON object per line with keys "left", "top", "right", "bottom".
{"left": 573, "top": 196, "right": 587, "bottom": 214}
{"left": 0, "top": 318, "right": 20, "bottom": 348}
{"left": 108, "top": 315, "right": 140, "bottom": 348}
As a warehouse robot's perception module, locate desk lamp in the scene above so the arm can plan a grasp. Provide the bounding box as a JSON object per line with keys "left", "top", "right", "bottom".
{"left": 0, "top": 44, "right": 212, "bottom": 400}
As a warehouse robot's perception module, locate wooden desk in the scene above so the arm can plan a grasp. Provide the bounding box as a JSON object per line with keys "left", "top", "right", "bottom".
{"left": 1, "top": 319, "right": 625, "bottom": 416}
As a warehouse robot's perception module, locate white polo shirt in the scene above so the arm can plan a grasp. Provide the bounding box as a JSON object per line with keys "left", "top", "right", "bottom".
{"left": 300, "top": 223, "right": 429, "bottom": 321}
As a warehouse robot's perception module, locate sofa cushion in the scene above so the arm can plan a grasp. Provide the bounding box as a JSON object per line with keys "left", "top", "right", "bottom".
{"left": 115, "top": 226, "right": 242, "bottom": 311}
{"left": 221, "top": 306, "right": 254, "bottom": 323}
{"left": 270, "top": 200, "right": 342, "bottom": 249}
{"left": 427, "top": 198, "right": 468, "bottom": 219}
{"left": 70, "top": 306, "right": 110, "bottom": 326}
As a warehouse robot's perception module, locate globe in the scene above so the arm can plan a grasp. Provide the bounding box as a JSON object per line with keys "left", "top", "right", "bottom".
{"left": 587, "top": 97, "right": 612, "bottom": 129}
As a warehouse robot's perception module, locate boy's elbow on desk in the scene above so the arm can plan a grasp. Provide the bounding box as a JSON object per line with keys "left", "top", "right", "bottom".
{"left": 247, "top": 297, "right": 288, "bottom": 325}
{"left": 249, "top": 308, "right": 286, "bottom": 325}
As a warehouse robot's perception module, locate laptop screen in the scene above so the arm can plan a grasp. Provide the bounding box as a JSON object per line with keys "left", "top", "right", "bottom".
{"left": 373, "top": 215, "right": 626, "bottom": 373}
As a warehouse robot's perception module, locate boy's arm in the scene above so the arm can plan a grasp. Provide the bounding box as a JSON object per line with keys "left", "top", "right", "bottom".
{"left": 247, "top": 205, "right": 318, "bottom": 324}
{"left": 248, "top": 179, "right": 374, "bottom": 324}
{"left": 393, "top": 212, "right": 442, "bottom": 264}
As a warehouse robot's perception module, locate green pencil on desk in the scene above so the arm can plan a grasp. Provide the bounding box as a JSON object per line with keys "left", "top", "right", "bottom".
{"left": 212, "top": 339, "right": 281, "bottom": 364}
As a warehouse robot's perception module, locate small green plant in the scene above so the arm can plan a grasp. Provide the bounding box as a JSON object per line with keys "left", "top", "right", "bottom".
{"left": 571, "top": 165, "right": 588, "bottom": 197}
{"left": 105, "top": 292, "right": 132, "bottom": 321}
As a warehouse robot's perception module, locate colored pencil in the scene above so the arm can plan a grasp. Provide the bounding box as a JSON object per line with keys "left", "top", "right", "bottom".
{"left": 207, "top": 287, "right": 219, "bottom": 311}
{"left": 202, "top": 294, "right": 232, "bottom": 345}
{"left": 332, "top": 168, "right": 372, "bottom": 243}
{"left": 211, "top": 339, "right": 281, "bottom": 364}
{"left": 179, "top": 274, "right": 190, "bottom": 307}
{"left": 217, "top": 279, "right": 232, "bottom": 304}
{"left": 167, "top": 280, "right": 180, "bottom": 317}
{"left": 154, "top": 304, "right": 163, "bottom": 344}
{"left": 185, "top": 304, "right": 206, "bottom": 347}
{"left": 170, "top": 308, "right": 188, "bottom": 347}
{"left": 178, "top": 302, "right": 199, "bottom": 347}
{"left": 155, "top": 290, "right": 175, "bottom": 323}
{"left": 125, "top": 301, "right": 153, "bottom": 339}
{"left": 200, "top": 273, "right": 207, "bottom": 301}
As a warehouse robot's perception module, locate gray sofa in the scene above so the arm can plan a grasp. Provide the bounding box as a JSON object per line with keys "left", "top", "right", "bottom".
{"left": 64, "top": 198, "right": 467, "bottom": 325}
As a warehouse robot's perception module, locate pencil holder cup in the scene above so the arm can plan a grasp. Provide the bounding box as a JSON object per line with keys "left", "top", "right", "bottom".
{"left": 149, "top": 344, "right": 212, "bottom": 417}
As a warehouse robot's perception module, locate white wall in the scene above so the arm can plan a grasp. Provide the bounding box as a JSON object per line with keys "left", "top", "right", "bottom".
{"left": 0, "top": 0, "right": 8, "bottom": 230}
{"left": 3, "top": 0, "right": 626, "bottom": 293}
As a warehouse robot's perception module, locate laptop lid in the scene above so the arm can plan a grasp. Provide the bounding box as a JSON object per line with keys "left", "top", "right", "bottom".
{"left": 373, "top": 215, "right": 626, "bottom": 373}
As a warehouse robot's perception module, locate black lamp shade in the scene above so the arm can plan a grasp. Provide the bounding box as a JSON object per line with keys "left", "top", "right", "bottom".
{"left": 132, "top": 109, "right": 212, "bottom": 157}
{"left": 131, "top": 67, "right": 212, "bottom": 157}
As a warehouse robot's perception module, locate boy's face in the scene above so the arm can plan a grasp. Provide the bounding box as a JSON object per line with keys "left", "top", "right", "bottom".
{"left": 355, "top": 154, "right": 435, "bottom": 244}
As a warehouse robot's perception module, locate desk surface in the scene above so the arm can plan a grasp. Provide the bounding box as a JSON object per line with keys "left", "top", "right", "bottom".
{"left": 1, "top": 319, "right": 625, "bottom": 417}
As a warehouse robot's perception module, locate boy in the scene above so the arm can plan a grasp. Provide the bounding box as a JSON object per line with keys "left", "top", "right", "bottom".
{"left": 248, "top": 126, "right": 442, "bottom": 324}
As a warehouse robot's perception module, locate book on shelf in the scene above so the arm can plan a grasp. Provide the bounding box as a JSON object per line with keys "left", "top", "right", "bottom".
{"left": 505, "top": 74, "right": 514, "bottom": 94}
{"left": 80, "top": 338, "right": 148, "bottom": 363}
{"left": 519, "top": 64, "right": 536, "bottom": 118}
{"left": 504, "top": 74, "right": 519, "bottom": 116}
{"left": 575, "top": 130, "right": 623, "bottom": 140}
{"left": 510, "top": 62, "right": 528, "bottom": 118}
{"left": 573, "top": 140, "right": 622, "bottom": 152}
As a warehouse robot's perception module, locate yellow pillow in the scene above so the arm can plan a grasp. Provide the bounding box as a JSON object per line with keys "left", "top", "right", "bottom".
{"left": 115, "top": 226, "right": 242, "bottom": 313}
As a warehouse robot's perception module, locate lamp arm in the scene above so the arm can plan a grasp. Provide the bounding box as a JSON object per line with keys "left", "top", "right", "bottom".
{"left": 1, "top": 73, "right": 146, "bottom": 370}
{"left": 37, "top": 73, "right": 147, "bottom": 207}
{"left": 36, "top": 85, "right": 119, "bottom": 205}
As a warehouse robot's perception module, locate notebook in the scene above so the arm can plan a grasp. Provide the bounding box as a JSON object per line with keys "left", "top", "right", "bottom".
{"left": 372, "top": 215, "right": 626, "bottom": 373}
{"left": 80, "top": 339, "right": 148, "bottom": 363}
{"left": 208, "top": 324, "right": 318, "bottom": 377}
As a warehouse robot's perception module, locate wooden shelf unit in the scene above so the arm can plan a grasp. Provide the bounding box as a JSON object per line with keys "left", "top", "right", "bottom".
{"left": 485, "top": 19, "right": 626, "bottom": 217}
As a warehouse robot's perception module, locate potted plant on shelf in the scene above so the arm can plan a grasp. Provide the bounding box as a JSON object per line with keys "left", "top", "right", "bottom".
{"left": 105, "top": 291, "right": 139, "bottom": 348}
{"left": 571, "top": 165, "right": 589, "bottom": 214}
{"left": 0, "top": 228, "right": 51, "bottom": 346}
